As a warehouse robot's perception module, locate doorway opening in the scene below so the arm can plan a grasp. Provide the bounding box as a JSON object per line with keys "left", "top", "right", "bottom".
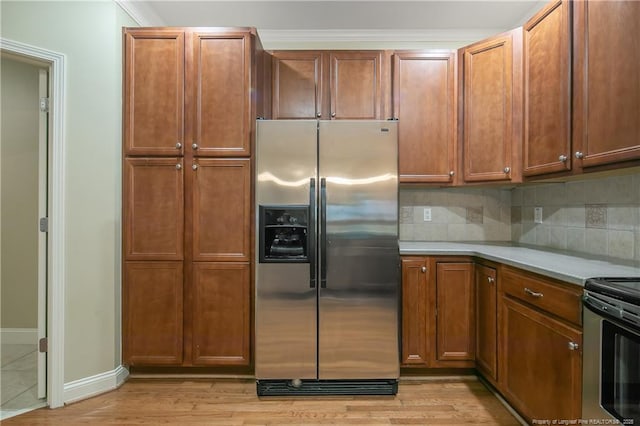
{"left": 0, "top": 51, "right": 49, "bottom": 420}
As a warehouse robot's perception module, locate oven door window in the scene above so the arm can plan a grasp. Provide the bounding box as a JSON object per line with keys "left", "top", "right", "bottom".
{"left": 601, "top": 319, "right": 640, "bottom": 422}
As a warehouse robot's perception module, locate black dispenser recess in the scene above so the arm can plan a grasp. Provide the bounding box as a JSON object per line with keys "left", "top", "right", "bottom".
{"left": 259, "top": 205, "right": 309, "bottom": 263}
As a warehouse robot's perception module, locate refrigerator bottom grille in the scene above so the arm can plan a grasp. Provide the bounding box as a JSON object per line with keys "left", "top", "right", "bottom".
{"left": 256, "top": 379, "right": 398, "bottom": 396}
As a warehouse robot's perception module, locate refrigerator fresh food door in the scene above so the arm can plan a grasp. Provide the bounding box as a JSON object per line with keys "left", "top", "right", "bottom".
{"left": 318, "top": 120, "right": 400, "bottom": 379}
{"left": 255, "top": 120, "right": 318, "bottom": 379}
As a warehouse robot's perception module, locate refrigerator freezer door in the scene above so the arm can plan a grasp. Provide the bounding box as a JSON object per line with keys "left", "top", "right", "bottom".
{"left": 318, "top": 120, "right": 400, "bottom": 379}
{"left": 255, "top": 120, "right": 318, "bottom": 379}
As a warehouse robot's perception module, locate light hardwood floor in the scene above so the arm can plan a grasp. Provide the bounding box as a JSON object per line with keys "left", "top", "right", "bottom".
{"left": 2, "top": 377, "right": 522, "bottom": 425}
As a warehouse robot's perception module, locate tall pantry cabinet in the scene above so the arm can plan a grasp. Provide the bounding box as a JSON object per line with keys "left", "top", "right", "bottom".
{"left": 122, "top": 27, "right": 266, "bottom": 369}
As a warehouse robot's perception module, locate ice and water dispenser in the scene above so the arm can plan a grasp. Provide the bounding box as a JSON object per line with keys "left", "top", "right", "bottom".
{"left": 259, "top": 206, "right": 309, "bottom": 263}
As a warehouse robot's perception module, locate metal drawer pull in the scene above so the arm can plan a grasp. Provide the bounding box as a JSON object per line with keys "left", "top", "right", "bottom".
{"left": 487, "top": 277, "right": 495, "bottom": 284}
{"left": 568, "top": 341, "right": 579, "bottom": 351}
{"left": 524, "top": 287, "right": 543, "bottom": 298}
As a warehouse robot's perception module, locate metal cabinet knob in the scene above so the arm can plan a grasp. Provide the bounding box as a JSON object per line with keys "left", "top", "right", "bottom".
{"left": 524, "top": 287, "right": 544, "bottom": 298}
{"left": 192, "top": 143, "right": 199, "bottom": 150}
{"left": 175, "top": 164, "right": 182, "bottom": 170}
{"left": 449, "top": 170, "right": 455, "bottom": 177}
{"left": 331, "top": 112, "right": 336, "bottom": 118}
{"left": 421, "top": 266, "right": 427, "bottom": 273}
{"left": 487, "top": 277, "right": 495, "bottom": 284}
{"left": 316, "top": 112, "right": 321, "bottom": 118}
{"left": 192, "top": 164, "right": 198, "bottom": 170}
{"left": 568, "top": 341, "right": 579, "bottom": 351}
{"left": 559, "top": 154, "right": 567, "bottom": 162}
{"left": 176, "top": 142, "right": 182, "bottom": 149}
{"left": 575, "top": 151, "right": 584, "bottom": 159}
{"left": 504, "top": 167, "right": 511, "bottom": 174}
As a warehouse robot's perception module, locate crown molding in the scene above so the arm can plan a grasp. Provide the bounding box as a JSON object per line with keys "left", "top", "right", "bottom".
{"left": 115, "top": 0, "right": 166, "bottom": 26}
{"left": 257, "top": 28, "right": 499, "bottom": 44}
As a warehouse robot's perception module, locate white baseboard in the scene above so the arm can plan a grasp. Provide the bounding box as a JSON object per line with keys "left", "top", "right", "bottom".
{"left": 0, "top": 328, "right": 38, "bottom": 344}
{"left": 63, "top": 365, "right": 129, "bottom": 404}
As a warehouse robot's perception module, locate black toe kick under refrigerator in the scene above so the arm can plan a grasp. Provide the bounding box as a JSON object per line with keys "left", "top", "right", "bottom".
{"left": 255, "top": 120, "right": 400, "bottom": 396}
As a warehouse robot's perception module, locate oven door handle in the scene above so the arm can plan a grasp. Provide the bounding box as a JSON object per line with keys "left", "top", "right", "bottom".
{"left": 583, "top": 295, "right": 629, "bottom": 327}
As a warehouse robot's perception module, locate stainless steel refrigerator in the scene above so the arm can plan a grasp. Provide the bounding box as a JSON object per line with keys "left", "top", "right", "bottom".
{"left": 255, "top": 120, "right": 399, "bottom": 396}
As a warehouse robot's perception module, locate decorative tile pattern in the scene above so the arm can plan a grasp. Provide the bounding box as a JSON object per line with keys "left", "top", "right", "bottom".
{"left": 585, "top": 204, "right": 607, "bottom": 229}
{"left": 466, "top": 206, "right": 484, "bottom": 224}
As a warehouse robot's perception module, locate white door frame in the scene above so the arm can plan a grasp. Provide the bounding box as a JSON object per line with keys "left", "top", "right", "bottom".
{"left": 37, "top": 67, "right": 48, "bottom": 400}
{"left": 1, "top": 37, "right": 66, "bottom": 409}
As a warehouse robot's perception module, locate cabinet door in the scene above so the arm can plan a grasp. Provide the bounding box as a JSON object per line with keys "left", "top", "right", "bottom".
{"left": 191, "top": 158, "right": 250, "bottom": 262}
{"left": 401, "top": 257, "right": 429, "bottom": 366}
{"left": 436, "top": 263, "right": 474, "bottom": 361}
{"left": 192, "top": 31, "right": 251, "bottom": 157}
{"left": 191, "top": 263, "right": 250, "bottom": 366}
{"left": 124, "top": 29, "right": 185, "bottom": 156}
{"left": 123, "top": 262, "right": 183, "bottom": 366}
{"left": 523, "top": 0, "right": 572, "bottom": 176}
{"left": 463, "top": 29, "right": 522, "bottom": 182}
{"left": 272, "top": 51, "right": 323, "bottom": 119}
{"left": 501, "top": 296, "right": 582, "bottom": 422}
{"left": 124, "top": 158, "right": 184, "bottom": 261}
{"left": 393, "top": 52, "right": 457, "bottom": 183}
{"left": 573, "top": 1, "right": 640, "bottom": 168}
{"left": 330, "top": 51, "right": 384, "bottom": 119}
{"left": 475, "top": 265, "right": 497, "bottom": 381}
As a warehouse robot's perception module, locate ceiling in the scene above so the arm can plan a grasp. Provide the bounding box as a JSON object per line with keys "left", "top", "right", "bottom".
{"left": 120, "top": 0, "right": 546, "bottom": 48}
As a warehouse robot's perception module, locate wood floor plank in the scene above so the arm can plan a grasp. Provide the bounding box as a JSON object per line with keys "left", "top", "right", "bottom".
{"left": 2, "top": 378, "right": 521, "bottom": 425}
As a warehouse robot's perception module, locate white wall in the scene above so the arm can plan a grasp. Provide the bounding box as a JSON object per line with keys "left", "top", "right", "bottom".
{"left": 0, "top": 1, "right": 137, "bottom": 383}
{"left": 0, "top": 56, "right": 41, "bottom": 329}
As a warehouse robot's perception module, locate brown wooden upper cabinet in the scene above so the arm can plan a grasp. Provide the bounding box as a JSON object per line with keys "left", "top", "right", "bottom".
{"left": 271, "top": 50, "right": 387, "bottom": 120}
{"left": 573, "top": 0, "right": 640, "bottom": 168}
{"left": 271, "top": 51, "right": 323, "bottom": 119}
{"left": 393, "top": 51, "right": 457, "bottom": 183}
{"left": 124, "top": 27, "right": 261, "bottom": 157}
{"left": 124, "top": 29, "right": 185, "bottom": 156}
{"left": 523, "top": 0, "right": 572, "bottom": 177}
{"left": 462, "top": 28, "right": 523, "bottom": 183}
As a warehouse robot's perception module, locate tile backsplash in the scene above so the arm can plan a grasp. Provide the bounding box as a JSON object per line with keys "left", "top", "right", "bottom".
{"left": 400, "top": 171, "right": 640, "bottom": 263}
{"left": 511, "top": 173, "right": 640, "bottom": 262}
{"left": 399, "top": 187, "right": 512, "bottom": 241}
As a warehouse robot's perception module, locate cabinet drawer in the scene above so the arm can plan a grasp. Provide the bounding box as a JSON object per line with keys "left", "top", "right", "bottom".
{"left": 501, "top": 267, "right": 582, "bottom": 326}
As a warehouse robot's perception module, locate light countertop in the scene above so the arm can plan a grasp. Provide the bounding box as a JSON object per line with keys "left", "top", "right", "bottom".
{"left": 399, "top": 241, "right": 640, "bottom": 287}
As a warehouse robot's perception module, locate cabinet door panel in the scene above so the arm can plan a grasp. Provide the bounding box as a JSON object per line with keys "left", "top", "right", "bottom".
{"left": 124, "top": 158, "right": 184, "bottom": 261}
{"left": 394, "top": 52, "right": 457, "bottom": 183}
{"left": 123, "top": 262, "right": 183, "bottom": 365}
{"left": 330, "top": 51, "right": 383, "bottom": 119}
{"left": 523, "top": 0, "right": 571, "bottom": 176}
{"left": 192, "top": 263, "right": 250, "bottom": 366}
{"left": 574, "top": 1, "right": 640, "bottom": 167}
{"left": 436, "top": 263, "right": 474, "bottom": 361}
{"left": 124, "top": 30, "right": 184, "bottom": 156}
{"left": 193, "top": 32, "right": 251, "bottom": 156}
{"left": 272, "top": 51, "right": 323, "bottom": 119}
{"left": 401, "top": 258, "right": 429, "bottom": 366}
{"left": 192, "top": 159, "right": 250, "bottom": 261}
{"left": 464, "top": 30, "right": 521, "bottom": 182}
{"left": 475, "top": 265, "right": 497, "bottom": 381}
{"left": 501, "top": 296, "right": 582, "bottom": 421}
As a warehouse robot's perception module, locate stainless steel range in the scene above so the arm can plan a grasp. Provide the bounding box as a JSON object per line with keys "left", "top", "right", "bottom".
{"left": 583, "top": 277, "right": 640, "bottom": 423}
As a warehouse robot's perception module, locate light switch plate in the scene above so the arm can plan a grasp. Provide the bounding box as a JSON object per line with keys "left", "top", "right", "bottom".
{"left": 534, "top": 207, "right": 543, "bottom": 224}
{"left": 423, "top": 208, "right": 432, "bottom": 222}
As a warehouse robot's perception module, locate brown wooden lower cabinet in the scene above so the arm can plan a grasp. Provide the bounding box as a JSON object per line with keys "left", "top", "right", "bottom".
{"left": 191, "top": 262, "right": 251, "bottom": 366}
{"left": 475, "top": 264, "right": 498, "bottom": 382}
{"left": 500, "top": 295, "right": 582, "bottom": 421}
{"left": 401, "top": 256, "right": 474, "bottom": 369}
{"left": 123, "top": 261, "right": 184, "bottom": 366}
{"left": 435, "top": 262, "right": 475, "bottom": 362}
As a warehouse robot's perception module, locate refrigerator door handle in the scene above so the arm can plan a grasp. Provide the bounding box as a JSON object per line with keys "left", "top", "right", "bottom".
{"left": 309, "top": 178, "right": 316, "bottom": 288}
{"left": 320, "top": 177, "right": 327, "bottom": 289}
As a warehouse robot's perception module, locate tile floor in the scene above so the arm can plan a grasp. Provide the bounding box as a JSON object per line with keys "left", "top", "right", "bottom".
{"left": 1, "top": 344, "right": 45, "bottom": 420}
